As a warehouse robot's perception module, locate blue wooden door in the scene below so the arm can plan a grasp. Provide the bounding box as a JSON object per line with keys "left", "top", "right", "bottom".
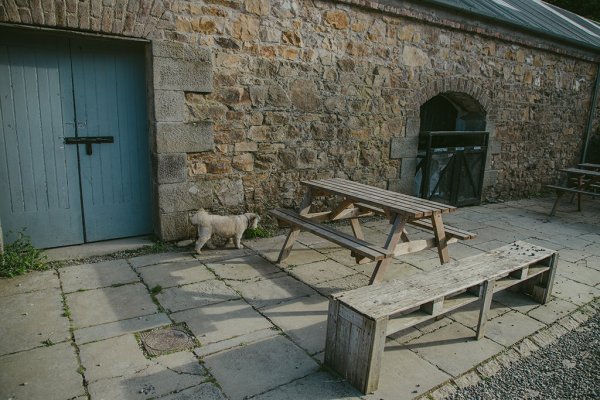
{"left": 0, "top": 32, "right": 84, "bottom": 248}
{"left": 70, "top": 39, "right": 152, "bottom": 242}
{"left": 0, "top": 30, "right": 152, "bottom": 247}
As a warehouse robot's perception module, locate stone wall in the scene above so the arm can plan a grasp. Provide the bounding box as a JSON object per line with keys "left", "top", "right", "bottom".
{"left": 1, "top": 0, "right": 598, "bottom": 241}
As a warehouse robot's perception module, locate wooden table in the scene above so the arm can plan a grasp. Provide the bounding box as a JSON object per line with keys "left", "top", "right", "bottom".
{"left": 547, "top": 167, "right": 600, "bottom": 215}
{"left": 271, "top": 178, "right": 468, "bottom": 284}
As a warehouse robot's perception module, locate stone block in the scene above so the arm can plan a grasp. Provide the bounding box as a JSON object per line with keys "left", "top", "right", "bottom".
{"left": 406, "top": 117, "right": 420, "bottom": 137}
{"left": 156, "top": 122, "right": 214, "bottom": 153}
{"left": 390, "top": 136, "right": 419, "bottom": 159}
{"left": 153, "top": 57, "right": 212, "bottom": 92}
{"left": 158, "top": 182, "right": 213, "bottom": 213}
{"left": 156, "top": 153, "right": 187, "bottom": 184}
{"left": 152, "top": 40, "right": 211, "bottom": 62}
{"left": 482, "top": 170, "right": 499, "bottom": 188}
{"left": 154, "top": 90, "right": 185, "bottom": 122}
{"left": 400, "top": 157, "right": 419, "bottom": 178}
{"left": 159, "top": 211, "right": 195, "bottom": 241}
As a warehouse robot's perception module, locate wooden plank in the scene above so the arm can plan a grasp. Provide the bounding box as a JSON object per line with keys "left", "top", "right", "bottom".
{"left": 270, "top": 208, "right": 388, "bottom": 260}
{"left": 546, "top": 185, "right": 598, "bottom": 196}
{"left": 277, "top": 191, "right": 313, "bottom": 263}
{"left": 370, "top": 214, "right": 407, "bottom": 284}
{"left": 476, "top": 279, "right": 495, "bottom": 340}
{"left": 559, "top": 167, "right": 600, "bottom": 177}
{"left": 408, "top": 219, "right": 477, "bottom": 240}
{"left": 393, "top": 237, "right": 458, "bottom": 256}
{"left": 431, "top": 211, "right": 450, "bottom": 264}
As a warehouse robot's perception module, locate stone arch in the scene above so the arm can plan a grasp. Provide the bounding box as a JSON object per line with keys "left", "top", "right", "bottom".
{"left": 394, "top": 77, "right": 499, "bottom": 199}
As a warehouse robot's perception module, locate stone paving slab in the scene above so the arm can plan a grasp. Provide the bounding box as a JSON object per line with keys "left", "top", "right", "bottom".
{"left": 156, "top": 280, "right": 240, "bottom": 313}
{"left": 226, "top": 275, "right": 318, "bottom": 309}
{"left": 129, "top": 252, "right": 196, "bottom": 269}
{"left": 244, "top": 235, "right": 328, "bottom": 265}
{"left": 204, "top": 335, "right": 319, "bottom": 400}
{"left": 206, "top": 254, "right": 281, "bottom": 281}
{"left": 74, "top": 313, "right": 172, "bottom": 345}
{"left": 0, "top": 287, "right": 70, "bottom": 355}
{"left": 137, "top": 259, "right": 215, "bottom": 289}
{"left": 171, "top": 299, "right": 273, "bottom": 345}
{"left": 87, "top": 351, "right": 208, "bottom": 400}
{"left": 552, "top": 276, "right": 600, "bottom": 305}
{"left": 67, "top": 283, "right": 158, "bottom": 328}
{"left": 254, "top": 371, "right": 362, "bottom": 400}
{"left": 194, "top": 328, "right": 278, "bottom": 358}
{"left": 0, "top": 269, "right": 59, "bottom": 297}
{"left": 366, "top": 342, "right": 451, "bottom": 400}
{"left": 60, "top": 259, "right": 139, "bottom": 293}
{"left": 483, "top": 310, "right": 546, "bottom": 347}
{"left": 527, "top": 297, "right": 579, "bottom": 325}
{"left": 159, "top": 382, "right": 227, "bottom": 400}
{"left": 0, "top": 342, "right": 85, "bottom": 400}
{"left": 447, "top": 300, "right": 509, "bottom": 329}
{"left": 261, "top": 295, "right": 329, "bottom": 355}
{"left": 406, "top": 322, "right": 505, "bottom": 377}
{"left": 557, "top": 260, "right": 600, "bottom": 286}
{"left": 311, "top": 273, "right": 370, "bottom": 298}
{"left": 289, "top": 259, "right": 357, "bottom": 286}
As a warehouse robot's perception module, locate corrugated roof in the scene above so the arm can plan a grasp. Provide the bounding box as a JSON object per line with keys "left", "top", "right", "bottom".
{"left": 421, "top": 0, "right": 600, "bottom": 52}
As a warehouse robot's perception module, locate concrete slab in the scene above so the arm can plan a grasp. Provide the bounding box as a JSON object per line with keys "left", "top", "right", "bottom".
{"left": 552, "top": 276, "right": 600, "bottom": 305}
{"left": 204, "top": 335, "right": 319, "bottom": 400}
{"left": 311, "top": 273, "right": 370, "bottom": 298}
{"left": 254, "top": 371, "right": 362, "bottom": 400}
{"left": 0, "top": 287, "right": 70, "bottom": 355}
{"left": 60, "top": 259, "right": 139, "bottom": 293}
{"left": 0, "top": 269, "right": 59, "bottom": 297}
{"left": 0, "top": 342, "right": 85, "bottom": 400}
{"left": 44, "top": 236, "right": 153, "bottom": 261}
{"left": 156, "top": 280, "right": 239, "bottom": 313}
{"left": 557, "top": 260, "right": 600, "bottom": 286}
{"left": 87, "top": 351, "right": 208, "bottom": 400}
{"left": 261, "top": 295, "right": 329, "bottom": 355}
{"left": 129, "top": 252, "right": 196, "bottom": 269}
{"left": 366, "top": 343, "right": 451, "bottom": 400}
{"left": 74, "top": 313, "right": 172, "bottom": 345}
{"left": 406, "top": 322, "right": 504, "bottom": 377}
{"left": 226, "top": 275, "right": 317, "bottom": 309}
{"left": 289, "top": 259, "right": 357, "bottom": 286}
{"left": 483, "top": 310, "right": 546, "bottom": 347}
{"left": 447, "top": 300, "right": 509, "bottom": 329}
{"left": 171, "top": 299, "right": 273, "bottom": 345}
{"left": 67, "top": 283, "right": 157, "bottom": 328}
{"left": 206, "top": 254, "right": 281, "bottom": 281}
{"left": 194, "top": 328, "right": 278, "bottom": 358}
{"left": 137, "top": 259, "right": 214, "bottom": 289}
{"left": 79, "top": 334, "right": 153, "bottom": 382}
{"left": 527, "top": 297, "right": 579, "bottom": 325}
{"left": 159, "top": 382, "right": 227, "bottom": 400}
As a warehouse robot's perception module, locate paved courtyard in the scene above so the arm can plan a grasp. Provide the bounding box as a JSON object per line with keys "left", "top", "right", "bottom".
{"left": 0, "top": 196, "right": 599, "bottom": 400}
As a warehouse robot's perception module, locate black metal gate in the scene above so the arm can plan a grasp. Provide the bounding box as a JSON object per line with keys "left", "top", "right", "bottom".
{"left": 416, "top": 131, "right": 489, "bottom": 206}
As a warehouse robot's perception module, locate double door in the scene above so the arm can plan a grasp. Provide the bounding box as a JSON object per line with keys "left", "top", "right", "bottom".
{"left": 0, "top": 30, "right": 152, "bottom": 248}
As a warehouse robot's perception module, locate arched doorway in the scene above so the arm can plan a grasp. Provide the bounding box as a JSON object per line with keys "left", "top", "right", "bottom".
{"left": 416, "top": 92, "right": 489, "bottom": 206}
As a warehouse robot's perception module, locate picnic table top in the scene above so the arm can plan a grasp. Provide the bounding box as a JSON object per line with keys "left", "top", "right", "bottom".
{"left": 301, "top": 178, "right": 456, "bottom": 219}
{"left": 578, "top": 163, "right": 600, "bottom": 169}
{"left": 560, "top": 167, "right": 600, "bottom": 177}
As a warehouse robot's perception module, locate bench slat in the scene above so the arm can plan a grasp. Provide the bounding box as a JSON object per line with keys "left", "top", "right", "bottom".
{"left": 269, "top": 208, "right": 388, "bottom": 261}
{"left": 546, "top": 184, "right": 598, "bottom": 196}
{"left": 335, "top": 241, "right": 556, "bottom": 319}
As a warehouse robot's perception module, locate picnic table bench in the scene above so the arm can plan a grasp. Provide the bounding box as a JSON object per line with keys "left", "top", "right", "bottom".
{"left": 325, "top": 241, "right": 558, "bottom": 393}
{"left": 547, "top": 167, "right": 600, "bottom": 216}
{"left": 270, "top": 178, "right": 476, "bottom": 284}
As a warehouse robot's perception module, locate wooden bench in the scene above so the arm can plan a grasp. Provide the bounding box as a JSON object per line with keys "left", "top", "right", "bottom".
{"left": 325, "top": 241, "right": 558, "bottom": 394}
{"left": 269, "top": 208, "right": 389, "bottom": 262}
{"left": 546, "top": 184, "right": 598, "bottom": 216}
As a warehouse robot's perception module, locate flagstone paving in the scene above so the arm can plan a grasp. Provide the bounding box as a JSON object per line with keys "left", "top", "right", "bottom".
{"left": 0, "top": 197, "right": 598, "bottom": 399}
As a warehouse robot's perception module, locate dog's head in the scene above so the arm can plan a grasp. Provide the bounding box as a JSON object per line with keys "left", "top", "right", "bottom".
{"left": 190, "top": 209, "right": 208, "bottom": 226}
{"left": 244, "top": 213, "right": 260, "bottom": 229}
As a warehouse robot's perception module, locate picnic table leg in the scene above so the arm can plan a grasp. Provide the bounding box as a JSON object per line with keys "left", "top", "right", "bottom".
{"left": 476, "top": 279, "right": 495, "bottom": 340}
{"left": 431, "top": 211, "right": 449, "bottom": 264}
{"left": 549, "top": 191, "right": 563, "bottom": 217}
{"left": 277, "top": 191, "right": 313, "bottom": 263}
{"left": 369, "top": 214, "right": 406, "bottom": 284}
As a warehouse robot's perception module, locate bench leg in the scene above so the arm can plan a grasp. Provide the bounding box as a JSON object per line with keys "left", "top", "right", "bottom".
{"left": 370, "top": 214, "right": 407, "bottom": 284}
{"left": 532, "top": 253, "right": 559, "bottom": 304}
{"left": 431, "top": 211, "right": 450, "bottom": 264}
{"left": 277, "top": 190, "right": 313, "bottom": 264}
{"left": 476, "top": 279, "right": 495, "bottom": 340}
{"left": 549, "top": 191, "right": 564, "bottom": 216}
{"left": 325, "top": 299, "right": 388, "bottom": 394}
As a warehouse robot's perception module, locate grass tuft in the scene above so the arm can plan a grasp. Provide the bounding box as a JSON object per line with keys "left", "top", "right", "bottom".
{"left": 0, "top": 231, "right": 48, "bottom": 278}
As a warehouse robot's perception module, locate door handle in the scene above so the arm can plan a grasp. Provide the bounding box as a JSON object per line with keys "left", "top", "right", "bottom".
{"left": 64, "top": 136, "right": 114, "bottom": 155}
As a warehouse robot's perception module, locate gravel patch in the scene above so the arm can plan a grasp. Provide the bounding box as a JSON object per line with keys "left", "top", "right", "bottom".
{"left": 444, "top": 307, "right": 600, "bottom": 400}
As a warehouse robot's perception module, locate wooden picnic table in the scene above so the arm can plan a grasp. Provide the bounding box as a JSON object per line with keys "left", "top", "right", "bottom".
{"left": 270, "top": 178, "right": 475, "bottom": 284}
{"left": 578, "top": 163, "right": 600, "bottom": 171}
{"left": 547, "top": 167, "right": 600, "bottom": 216}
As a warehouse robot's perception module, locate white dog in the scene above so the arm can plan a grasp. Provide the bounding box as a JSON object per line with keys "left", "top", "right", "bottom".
{"left": 190, "top": 209, "right": 259, "bottom": 254}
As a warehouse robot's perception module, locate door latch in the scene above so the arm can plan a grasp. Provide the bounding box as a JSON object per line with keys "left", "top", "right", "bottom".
{"left": 64, "top": 136, "right": 114, "bottom": 155}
